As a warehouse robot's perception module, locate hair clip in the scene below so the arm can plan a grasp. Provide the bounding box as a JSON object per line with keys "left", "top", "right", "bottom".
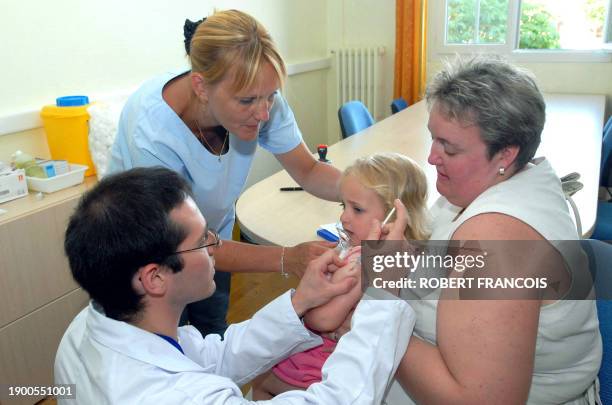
{"left": 183, "top": 18, "right": 206, "bottom": 55}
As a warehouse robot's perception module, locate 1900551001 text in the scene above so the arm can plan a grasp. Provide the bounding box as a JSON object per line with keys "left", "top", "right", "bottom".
{"left": 0, "top": 384, "right": 76, "bottom": 399}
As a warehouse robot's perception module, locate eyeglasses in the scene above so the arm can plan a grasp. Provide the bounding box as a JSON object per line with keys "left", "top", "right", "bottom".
{"left": 171, "top": 229, "right": 221, "bottom": 255}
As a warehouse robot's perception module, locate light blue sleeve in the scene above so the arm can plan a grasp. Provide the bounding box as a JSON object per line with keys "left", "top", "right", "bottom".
{"left": 257, "top": 93, "right": 303, "bottom": 155}
{"left": 108, "top": 113, "right": 187, "bottom": 176}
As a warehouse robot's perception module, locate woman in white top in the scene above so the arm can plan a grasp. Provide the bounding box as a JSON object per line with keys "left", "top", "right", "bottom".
{"left": 384, "top": 57, "right": 602, "bottom": 404}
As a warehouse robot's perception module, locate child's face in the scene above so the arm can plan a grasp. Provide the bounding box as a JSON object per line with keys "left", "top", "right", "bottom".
{"left": 339, "top": 174, "right": 386, "bottom": 245}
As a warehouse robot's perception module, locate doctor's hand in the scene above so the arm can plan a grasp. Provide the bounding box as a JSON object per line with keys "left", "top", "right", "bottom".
{"left": 368, "top": 199, "right": 409, "bottom": 241}
{"left": 291, "top": 250, "right": 358, "bottom": 318}
{"left": 285, "top": 240, "right": 337, "bottom": 278}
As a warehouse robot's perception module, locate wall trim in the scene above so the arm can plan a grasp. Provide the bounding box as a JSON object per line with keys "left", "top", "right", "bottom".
{"left": 286, "top": 57, "right": 331, "bottom": 76}
{"left": 0, "top": 111, "right": 42, "bottom": 137}
{"left": 0, "top": 57, "right": 332, "bottom": 137}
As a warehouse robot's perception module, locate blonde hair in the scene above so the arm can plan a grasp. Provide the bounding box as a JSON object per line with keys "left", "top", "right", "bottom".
{"left": 189, "top": 9, "right": 286, "bottom": 92}
{"left": 343, "top": 153, "right": 430, "bottom": 240}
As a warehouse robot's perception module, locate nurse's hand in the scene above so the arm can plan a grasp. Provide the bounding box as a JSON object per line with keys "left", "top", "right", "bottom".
{"left": 285, "top": 240, "right": 337, "bottom": 278}
{"left": 291, "top": 250, "right": 358, "bottom": 317}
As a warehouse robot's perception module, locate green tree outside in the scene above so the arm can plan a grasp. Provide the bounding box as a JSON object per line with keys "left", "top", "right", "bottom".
{"left": 446, "top": 0, "right": 562, "bottom": 49}
{"left": 447, "top": 0, "right": 507, "bottom": 44}
{"left": 519, "top": 2, "right": 560, "bottom": 49}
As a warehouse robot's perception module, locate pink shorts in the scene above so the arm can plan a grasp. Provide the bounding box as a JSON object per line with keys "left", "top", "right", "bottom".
{"left": 272, "top": 335, "right": 336, "bottom": 388}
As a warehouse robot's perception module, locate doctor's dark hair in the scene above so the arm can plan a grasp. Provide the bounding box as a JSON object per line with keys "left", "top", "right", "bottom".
{"left": 425, "top": 56, "right": 545, "bottom": 170}
{"left": 64, "top": 167, "right": 193, "bottom": 322}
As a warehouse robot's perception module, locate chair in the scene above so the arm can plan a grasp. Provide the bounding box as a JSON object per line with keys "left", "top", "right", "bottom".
{"left": 605, "top": 116, "right": 612, "bottom": 137}
{"left": 593, "top": 117, "right": 612, "bottom": 241}
{"left": 592, "top": 202, "right": 612, "bottom": 241}
{"left": 390, "top": 97, "right": 408, "bottom": 114}
{"left": 600, "top": 117, "right": 612, "bottom": 188}
{"left": 581, "top": 239, "right": 612, "bottom": 404}
{"left": 338, "top": 100, "right": 374, "bottom": 139}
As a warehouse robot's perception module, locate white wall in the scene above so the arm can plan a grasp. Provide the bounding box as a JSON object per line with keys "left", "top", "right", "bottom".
{"left": 0, "top": 0, "right": 400, "bottom": 186}
{"left": 7, "top": 1, "right": 605, "bottom": 187}
{"left": 325, "top": 0, "right": 396, "bottom": 144}
{"left": 0, "top": 0, "right": 328, "bottom": 117}
{"left": 0, "top": 0, "right": 331, "bottom": 186}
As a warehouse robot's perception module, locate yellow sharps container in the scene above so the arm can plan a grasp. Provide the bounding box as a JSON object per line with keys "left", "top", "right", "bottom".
{"left": 40, "top": 95, "right": 95, "bottom": 177}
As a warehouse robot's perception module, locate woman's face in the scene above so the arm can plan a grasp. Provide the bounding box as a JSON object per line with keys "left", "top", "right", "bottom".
{"left": 205, "top": 61, "right": 280, "bottom": 141}
{"left": 339, "top": 174, "right": 386, "bottom": 245}
{"left": 427, "top": 103, "right": 506, "bottom": 208}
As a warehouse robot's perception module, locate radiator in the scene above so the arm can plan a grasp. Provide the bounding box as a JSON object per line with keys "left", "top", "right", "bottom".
{"left": 334, "top": 47, "right": 385, "bottom": 119}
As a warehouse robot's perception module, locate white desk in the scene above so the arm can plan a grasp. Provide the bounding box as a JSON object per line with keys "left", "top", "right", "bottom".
{"left": 236, "top": 93, "right": 606, "bottom": 246}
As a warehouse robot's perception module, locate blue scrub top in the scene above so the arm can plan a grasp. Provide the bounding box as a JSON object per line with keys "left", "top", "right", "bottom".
{"left": 108, "top": 70, "right": 302, "bottom": 239}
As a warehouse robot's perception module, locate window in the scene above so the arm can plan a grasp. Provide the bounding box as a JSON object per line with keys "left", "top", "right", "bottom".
{"left": 430, "top": 0, "right": 612, "bottom": 61}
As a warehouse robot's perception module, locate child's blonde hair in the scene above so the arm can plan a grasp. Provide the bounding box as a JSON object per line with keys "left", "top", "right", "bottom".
{"left": 342, "top": 153, "right": 430, "bottom": 240}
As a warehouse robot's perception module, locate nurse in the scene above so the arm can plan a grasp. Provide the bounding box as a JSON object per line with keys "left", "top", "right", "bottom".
{"left": 108, "top": 9, "right": 341, "bottom": 336}
{"left": 55, "top": 167, "right": 415, "bottom": 404}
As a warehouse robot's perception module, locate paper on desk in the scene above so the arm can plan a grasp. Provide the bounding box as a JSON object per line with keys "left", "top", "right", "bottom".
{"left": 317, "top": 222, "right": 340, "bottom": 242}
{"left": 0, "top": 208, "right": 7, "bottom": 215}
{"left": 319, "top": 223, "right": 340, "bottom": 235}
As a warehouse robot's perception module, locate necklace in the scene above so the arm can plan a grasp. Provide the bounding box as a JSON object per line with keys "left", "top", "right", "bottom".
{"left": 196, "top": 124, "right": 229, "bottom": 162}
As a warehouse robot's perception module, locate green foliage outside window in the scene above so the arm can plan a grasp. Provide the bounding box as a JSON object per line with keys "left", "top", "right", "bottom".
{"left": 519, "top": 3, "right": 560, "bottom": 49}
{"left": 584, "top": 0, "right": 605, "bottom": 37}
{"left": 447, "top": 0, "right": 507, "bottom": 44}
{"left": 446, "top": 0, "right": 562, "bottom": 49}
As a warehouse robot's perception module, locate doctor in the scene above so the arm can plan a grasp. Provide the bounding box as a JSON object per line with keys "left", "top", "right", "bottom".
{"left": 55, "top": 167, "right": 415, "bottom": 404}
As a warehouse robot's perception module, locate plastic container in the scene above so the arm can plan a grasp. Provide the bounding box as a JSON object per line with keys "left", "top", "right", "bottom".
{"left": 40, "top": 95, "right": 95, "bottom": 177}
{"left": 26, "top": 164, "right": 88, "bottom": 193}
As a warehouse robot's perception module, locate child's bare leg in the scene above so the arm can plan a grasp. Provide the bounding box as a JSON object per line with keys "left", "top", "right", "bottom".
{"left": 252, "top": 370, "right": 306, "bottom": 400}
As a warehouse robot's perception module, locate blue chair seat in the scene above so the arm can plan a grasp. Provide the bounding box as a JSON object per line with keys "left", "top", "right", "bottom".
{"left": 592, "top": 202, "right": 612, "bottom": 241}
{"left": 581, "top": 239, "right": 612, "bottom": 404}
{"left": 338, "top": 100, "right": 374, "bottom": 139}
{"left": 593, "top": 117, "right": 612, "bottom": 241}
{"left": 391, "top": 97, "right": 408, "bottom": 114}
{"left": 601, "top": 117, "right": 612, "bottom": 187}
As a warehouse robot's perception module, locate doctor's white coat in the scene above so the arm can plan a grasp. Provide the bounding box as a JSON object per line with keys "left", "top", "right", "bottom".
{"left": 55, "top": 291, "right": 414, "bottom": 404}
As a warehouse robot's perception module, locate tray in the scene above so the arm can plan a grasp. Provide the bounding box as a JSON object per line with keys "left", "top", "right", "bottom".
{"left": 26, "top": 164, "right": 88, "bottom": 193}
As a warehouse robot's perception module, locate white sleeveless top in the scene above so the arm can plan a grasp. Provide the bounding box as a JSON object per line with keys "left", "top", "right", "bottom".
{"left": 386, "top": 158, "right": 602, "bottom": 405}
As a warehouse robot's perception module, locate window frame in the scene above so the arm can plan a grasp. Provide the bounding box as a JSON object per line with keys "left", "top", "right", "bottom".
{"left": 428, "top": 0, "right": 612, "bottom": 63}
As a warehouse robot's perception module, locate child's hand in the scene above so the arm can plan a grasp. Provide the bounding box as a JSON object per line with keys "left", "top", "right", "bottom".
{"left": 321, "top": 308, "right": 354, "bottom": 344}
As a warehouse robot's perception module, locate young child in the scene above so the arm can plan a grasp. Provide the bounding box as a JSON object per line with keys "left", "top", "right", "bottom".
{"left": 252, "top": 152, "right": 430, "bottom": 399}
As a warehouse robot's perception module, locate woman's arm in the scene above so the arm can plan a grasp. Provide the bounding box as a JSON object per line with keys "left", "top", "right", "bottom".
{"left": 303, "top": 251, "right": 363, "bottom": 332}
{"left": 396, "top": 213, "right": 544, "bottom": 404}
{"left": 276, "top": 142, "right": 342, "bottom": 202}
{"left": 213, "top": 239, "right": 335, "bottom": 277}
